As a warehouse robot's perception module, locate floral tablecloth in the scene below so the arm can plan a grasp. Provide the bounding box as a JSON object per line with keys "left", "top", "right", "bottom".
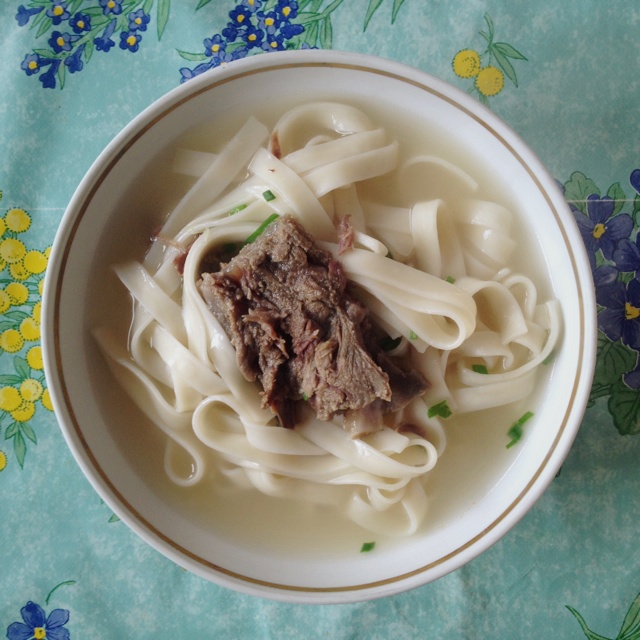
{"left": 1, "top": 1, "right": 639, "bottom": 638}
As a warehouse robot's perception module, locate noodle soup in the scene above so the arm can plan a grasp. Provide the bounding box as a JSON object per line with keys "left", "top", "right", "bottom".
{"left": 92, "top": 99, "right": 561, "bottom": 556}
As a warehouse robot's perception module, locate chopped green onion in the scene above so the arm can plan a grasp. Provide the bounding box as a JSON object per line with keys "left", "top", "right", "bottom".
{"left": 506, "top": 411, "right": 534, "bottom": 448}
{"left": 409, "top": 330, "right": 418, "bottom": 340}
{"left": 227, "top": 203, "right": 247, "bottom": 216}
{"left": 379, "top": 335, "right": 402, "bottom": 352}
{"left": 428, "top": 400, "right": 452, "bottom": 419}
{"left": 262, "top": 189, "right": 276, "bottom": 202}
{"left": 244, "top": 213, "right": 279, "bottom": 244}
{"left": 302, "top": 392, "right": 309, "bottom": 401}
{"left": 543, "top": 351, "right": 556, "bottom": 365}
{"left": 360, "top": 541, "right": 375, "bottom": 553}
{"left": 445, "top": 275, "right": 456, "bottom": 284}
{"left": 472, "top": 364, "right": 489, "bottom": 374}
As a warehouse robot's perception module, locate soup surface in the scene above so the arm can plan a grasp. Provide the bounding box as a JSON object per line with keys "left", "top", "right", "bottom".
{"left": 90, "top": 99, "right": 560, "bottom": 556}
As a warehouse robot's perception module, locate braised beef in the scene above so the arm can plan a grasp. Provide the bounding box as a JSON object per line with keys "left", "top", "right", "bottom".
{"left": 198, "top": 214, "right": 427, "bottom": 432}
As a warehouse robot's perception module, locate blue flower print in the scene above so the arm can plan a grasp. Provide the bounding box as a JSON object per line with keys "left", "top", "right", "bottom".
{"left": 623, "top": 355, "right": 640, "bottom": 389}
{"left": 99, "top": 0, "right": 123, "bottom": 16}
{"left": 597, "top": 278, "right": 640, "bottom": 349}
{"left": 613, "top": 236, "right": 640, "bottom": 273}
{"left": 39, "top": 59, "right": 60, "bottom": 88}
{"left": 243, "top": 24, "right": 265, "bottom": 48}
{"left": 179, "top": 0, "right": 318, "bottom": 84}
{"left": 257, "top": 10, "right": 280, "bottom": 35}
{"left": 69, "top": 12, "right": 91, "bottom": 34}
{"left": 20, "top": 53, "right": 41, "bottom": 76}
{"left": 128, "top": 9, "right": 150, "bottom": 32}
{"left": 242, "top": 0, "right": 263, "bottom": 13}
{"left": 119, "top": 30, "right": 142, "bottom": 52}
{"left": 275, "top": 0, "right": 303, "bottom": 37}
{"left": 179, "top": 61, "right": 212, "bottom": 83}
{"left": 280, "top": 20, "right": 303, "bottom": 39}
{"left": 276, "top": 0, "right": 300, "bottom": 21}
{"left": 262, "top": 31, "right": 286, "bottom": 51}
{"left": 6, "top": 601, "right": 70, "bottom": 640}
{"left": 15, "top": 5, "right": 43, "bottom": 27}
{"left": 64, "top": 43, "right": 85, "bottom": 73}
{"left": 46, "top": 0, "right": 70, "bottom": 26}
{"left": 48, "top": 30, "right": 76, "bottom": 54}
{"left": 572, "top": 194, "right": 633, "bottom": 269}
{"left": 229, "top": 5, "right": 253, "bottom": 30}
{"left": 94, "top": 19, "right": 117, "bottom": 52}
{"left": 593, "top": 264, "right": 619, "bottom": 290}
{"left": 203, "top": 33, "right": 227, "bottom": 58}
{"left": 631, "top": 169, "right": 640, "bottom": 195}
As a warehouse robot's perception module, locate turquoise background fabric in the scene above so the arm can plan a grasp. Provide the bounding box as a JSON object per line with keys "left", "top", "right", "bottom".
{"left": 1, "top": 1, "right": 639, "bottom": 638}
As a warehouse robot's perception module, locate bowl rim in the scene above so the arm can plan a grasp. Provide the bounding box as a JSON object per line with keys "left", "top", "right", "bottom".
{"left": 42, "top": 48, "right": 597, "bottom": 603}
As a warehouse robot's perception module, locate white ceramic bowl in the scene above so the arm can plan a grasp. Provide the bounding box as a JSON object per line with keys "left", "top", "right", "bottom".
{"left": 42, "top": 50, "right": 596, "bottom": 603}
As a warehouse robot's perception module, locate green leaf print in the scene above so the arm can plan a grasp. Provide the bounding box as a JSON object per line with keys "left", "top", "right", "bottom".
{"left": 589, "top": 336, "right": 636, "bottom": 404}
{"left": 608, "top": 380, "right": 640, "bottom": 435}
{"left": 606, "top": 182, "right": 627, "bottom": 215}
{"left": 567, "top": 591, "right": 640, "bottom": 640}
{"left": 391, "top": 0, "right": 407, "bottom": 23}
{"left": 363, "top": 0, "right": 384, "bottom": 30}
{"left": 563, "top": 171, "right": 601, "bottom": 213}
{"left": 364, "top": 0, "right": 408, "bottom": 30}
{"left": 618, "top": 593, "right": 640, "bottom": 639}
{"left": 157, "top": 0, "right": 171, "bottom": 39}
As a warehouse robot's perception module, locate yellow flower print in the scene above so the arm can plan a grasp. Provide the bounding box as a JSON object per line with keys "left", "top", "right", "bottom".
{"left": 32, "top": 300, "right": 42, "bottom": 324}
{"left": 23, "top": 250, "right": 47, "bottom": 275}
{"left": 26, "top": 345, "right": 43, "bottom": 370}
{"left": 0, "top": 290, "right": 11, "bottom": 314}
{"left": 20, "top": 317, "right": 40, "bottom": 342}
{"left": 4, "top": 208, "right": 31, "bottom": 233}
{"left": 0, "top": 386, "right": 22, "bottom": 412}
{"left": 0, "top": 329, "right": 24, "bottom": 353}
{"left": 20, "top": 378, "right": 44, "bottom": 402}
{"left": 41, "top": 388, "right": 53, "bottom": 412}
{"left": 453, "top": 49, "right": 481, "bottom": 78}
{"left": 0, "top": 237, "right": 27, "bottom": 264}
{"left": 9, "top": 261, "right": 29, "bottom": 281}
{"left": 475, "top": 65, "right": 505, "bottom": 97}
{"left": 5, "top": 282, "right": 29, "bottom": 305}
{"left": 452, "top": 13, "right": 527, "bottom": 104}
{"left": 11, "top": 399, "right": 35, "bottom": 422}
{"left": 0, "top": 194, "right": 53, "bottom": 469}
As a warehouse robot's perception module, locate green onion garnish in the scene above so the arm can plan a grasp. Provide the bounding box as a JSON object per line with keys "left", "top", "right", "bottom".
{"left": 445, "top": 275, "right": 456, "bottom": 284}
{"left": 262, "top": 189, "right": 276, "bottom": 202}
{"left": 360, "top": 541, "right": 375, "bottom": 553}
{"left": 472, "top": 364, "right": 489, "bottom": 374}
{"left": 379, "top": 336, "right": 402, "bottom": 352}
{"left": 227, "top": 203, "right": 247, "bottom": 216}
{"left": 506, "top": 411, "right": 534, "bottom": 448}
{"left": 409, "top": 330, "right": 418, "bottom": 340}
{"left": 244, "top": 213, "right": 279, "bottom": 244}
{"left": 428, "top": 400, "right": 452, "bottom": 419}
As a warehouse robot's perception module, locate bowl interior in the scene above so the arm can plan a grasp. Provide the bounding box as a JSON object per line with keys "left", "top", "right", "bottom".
{"left": 43, "top": 51, "right": 595, "bottom": 603}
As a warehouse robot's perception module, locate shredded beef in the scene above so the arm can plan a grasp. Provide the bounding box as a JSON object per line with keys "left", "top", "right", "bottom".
{"left": 198, "top": 214, "right": 427, "bottom": 433}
